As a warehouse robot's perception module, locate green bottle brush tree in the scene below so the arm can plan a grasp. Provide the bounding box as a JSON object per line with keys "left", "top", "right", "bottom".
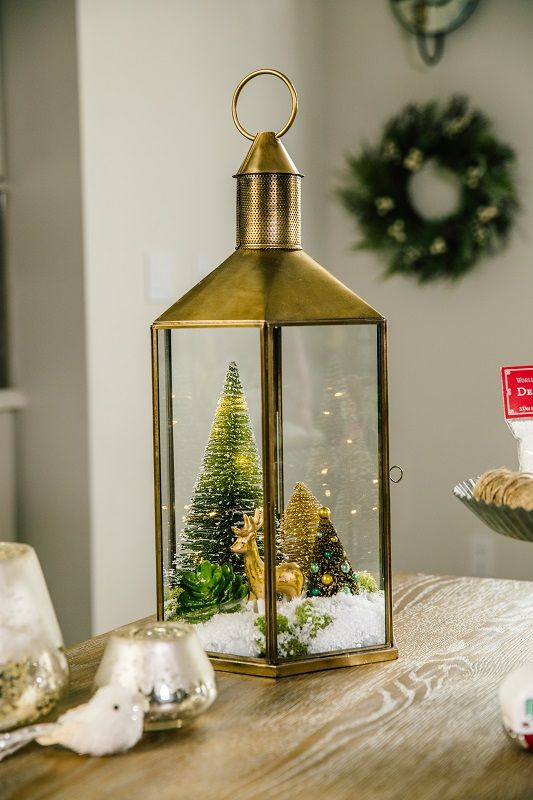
{"left": 176, "top": 362, "right": 263, "bottom": 577}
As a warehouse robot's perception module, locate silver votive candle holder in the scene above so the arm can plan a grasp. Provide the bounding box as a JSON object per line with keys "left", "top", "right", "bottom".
{"left": 94, "top": 621, "right": 217, "bottom": 730}
{"left": 0, "top": 542, "right": 69, "bottom": 731}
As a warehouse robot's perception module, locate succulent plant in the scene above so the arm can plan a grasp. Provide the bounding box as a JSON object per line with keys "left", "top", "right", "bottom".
{"left": 165, "top": 561, "right": 249, "bottom": 623}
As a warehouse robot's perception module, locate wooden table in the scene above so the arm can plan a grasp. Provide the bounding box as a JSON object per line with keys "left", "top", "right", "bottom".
{"left": 3, "top": 573, "right": 533, "bottom": 800}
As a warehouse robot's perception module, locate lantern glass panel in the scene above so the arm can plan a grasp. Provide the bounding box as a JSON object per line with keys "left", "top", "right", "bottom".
{"left": 157, "top": 326, "right": 266, "bottom": 659}
{"left": 156, "top": 321, "right": 387, "bottom": 663}
{"left": 278, "top": 323, "right": 385, "bottom": 657}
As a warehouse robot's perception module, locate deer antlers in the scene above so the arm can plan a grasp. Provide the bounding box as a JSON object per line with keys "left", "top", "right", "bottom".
{"left": 232, "top": 508, "right": 263, "bottom": 540}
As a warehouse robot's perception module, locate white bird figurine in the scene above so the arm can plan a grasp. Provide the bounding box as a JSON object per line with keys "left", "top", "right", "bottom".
{"left": 0, "top": 685, "right": 147, "bottom": 760}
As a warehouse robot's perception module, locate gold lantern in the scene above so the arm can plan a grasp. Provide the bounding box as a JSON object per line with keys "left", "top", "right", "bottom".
{"left": 151, "top": 69, "right": 397, "bottom": 677}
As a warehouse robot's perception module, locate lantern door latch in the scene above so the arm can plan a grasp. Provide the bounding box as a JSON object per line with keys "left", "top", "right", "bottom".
{"left": 390, "top": 465, "right": 404, "bottom": 484}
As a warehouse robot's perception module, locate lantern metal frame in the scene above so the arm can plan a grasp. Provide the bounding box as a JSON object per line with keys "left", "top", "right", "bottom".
{"left": 151, "top": 71, "right": 397, "bottom": 677}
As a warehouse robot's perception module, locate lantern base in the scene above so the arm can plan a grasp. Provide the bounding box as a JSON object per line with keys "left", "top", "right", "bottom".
{"left": 208, "top": 643, "right": 398, "bottom": 678}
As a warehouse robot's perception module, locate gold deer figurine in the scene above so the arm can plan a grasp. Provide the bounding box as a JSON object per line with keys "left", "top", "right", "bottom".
{"left": 231, "top": 509, "right": 304, "bottom": 600}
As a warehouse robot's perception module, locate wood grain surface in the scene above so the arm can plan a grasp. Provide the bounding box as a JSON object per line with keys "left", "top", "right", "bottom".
{"left": 3, "top": 573, "right": 533, "bottom": 800}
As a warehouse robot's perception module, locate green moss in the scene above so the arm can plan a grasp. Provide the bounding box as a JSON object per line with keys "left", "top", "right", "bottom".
{"left": 357, "top": 571, "right": 379, "bottom": 593}
{"left": 283, "top": 637, "right": 309, "bottom": 657}
{"left": 294, "top": 599, "right": 332, "bottom": 635}
{"left": 254, "top": 599, "right": 334, "bottom": 658}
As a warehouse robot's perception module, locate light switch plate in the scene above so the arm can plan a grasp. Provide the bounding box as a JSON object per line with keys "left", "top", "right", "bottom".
{"left": 144, "top": 251, "right": 179, "bottom": 303}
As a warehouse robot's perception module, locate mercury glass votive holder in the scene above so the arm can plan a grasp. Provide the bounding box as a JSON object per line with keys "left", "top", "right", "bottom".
{"left": 94, "top": 621, "right": 217, "bottom": 730}
{"left": 0, "top": 543, "right": 69, "bottom": 731}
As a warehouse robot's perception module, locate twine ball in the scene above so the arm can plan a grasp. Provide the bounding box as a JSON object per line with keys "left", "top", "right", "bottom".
{"left": 473, "top": 468, "right": 533, "bottom": 510}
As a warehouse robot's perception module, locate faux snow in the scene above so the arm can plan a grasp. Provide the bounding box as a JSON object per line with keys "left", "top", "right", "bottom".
{"left": 193, "top": 591, "right": 385, "bottom": 658}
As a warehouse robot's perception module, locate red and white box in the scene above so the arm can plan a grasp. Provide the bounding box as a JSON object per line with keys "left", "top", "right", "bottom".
{"left": 501, "top": 365, "right": 533, "bottom": 419}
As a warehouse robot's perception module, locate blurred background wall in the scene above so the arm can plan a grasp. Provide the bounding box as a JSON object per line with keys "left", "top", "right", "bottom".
{"left": 1, "top": 0, "right": 90, "bottom": 643}
{"left": 321, "top": 0, "right": 533, "bottom": 582}
{"left": 2, "top": 0, "right": 532, "bottom": 642}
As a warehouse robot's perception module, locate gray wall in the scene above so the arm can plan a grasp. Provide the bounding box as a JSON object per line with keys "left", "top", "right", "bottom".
{"left": 76, "top": 0, "right": 326, "bottom": 634}
{"left": 2, "top": 0, "right": 91, "bottom": 643}
{"left": 321, "top": 0, "right": 533, "bottom": 580}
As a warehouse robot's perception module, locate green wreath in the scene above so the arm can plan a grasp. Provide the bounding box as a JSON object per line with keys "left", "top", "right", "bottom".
{"left": 339, "top": 96, "right": 518, "bottom": 282}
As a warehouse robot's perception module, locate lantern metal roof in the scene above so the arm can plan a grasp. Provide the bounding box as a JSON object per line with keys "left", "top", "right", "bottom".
{"left": 155, "top": 80, "right": 382, "bottom": 328}
{"left": 155, "top": 248, "right": 381, "bottom": 327}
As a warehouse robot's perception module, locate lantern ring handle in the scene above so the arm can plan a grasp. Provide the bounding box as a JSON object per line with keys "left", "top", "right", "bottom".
{"left": 232, "top": 69, "right": 298, "bottom": 141}
{"left": 389, "top": 465, "right": 404, "bottom": 484}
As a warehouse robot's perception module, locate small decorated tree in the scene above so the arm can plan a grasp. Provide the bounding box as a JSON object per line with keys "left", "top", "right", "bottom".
{"left": 280, "top": 482, "right": 321, "bottom": 573}
{"left": 176, "top": 362, "right": 263, "bottom": 575}
{"left": 307, "top": 507, "right": 359, "bottom": 598}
